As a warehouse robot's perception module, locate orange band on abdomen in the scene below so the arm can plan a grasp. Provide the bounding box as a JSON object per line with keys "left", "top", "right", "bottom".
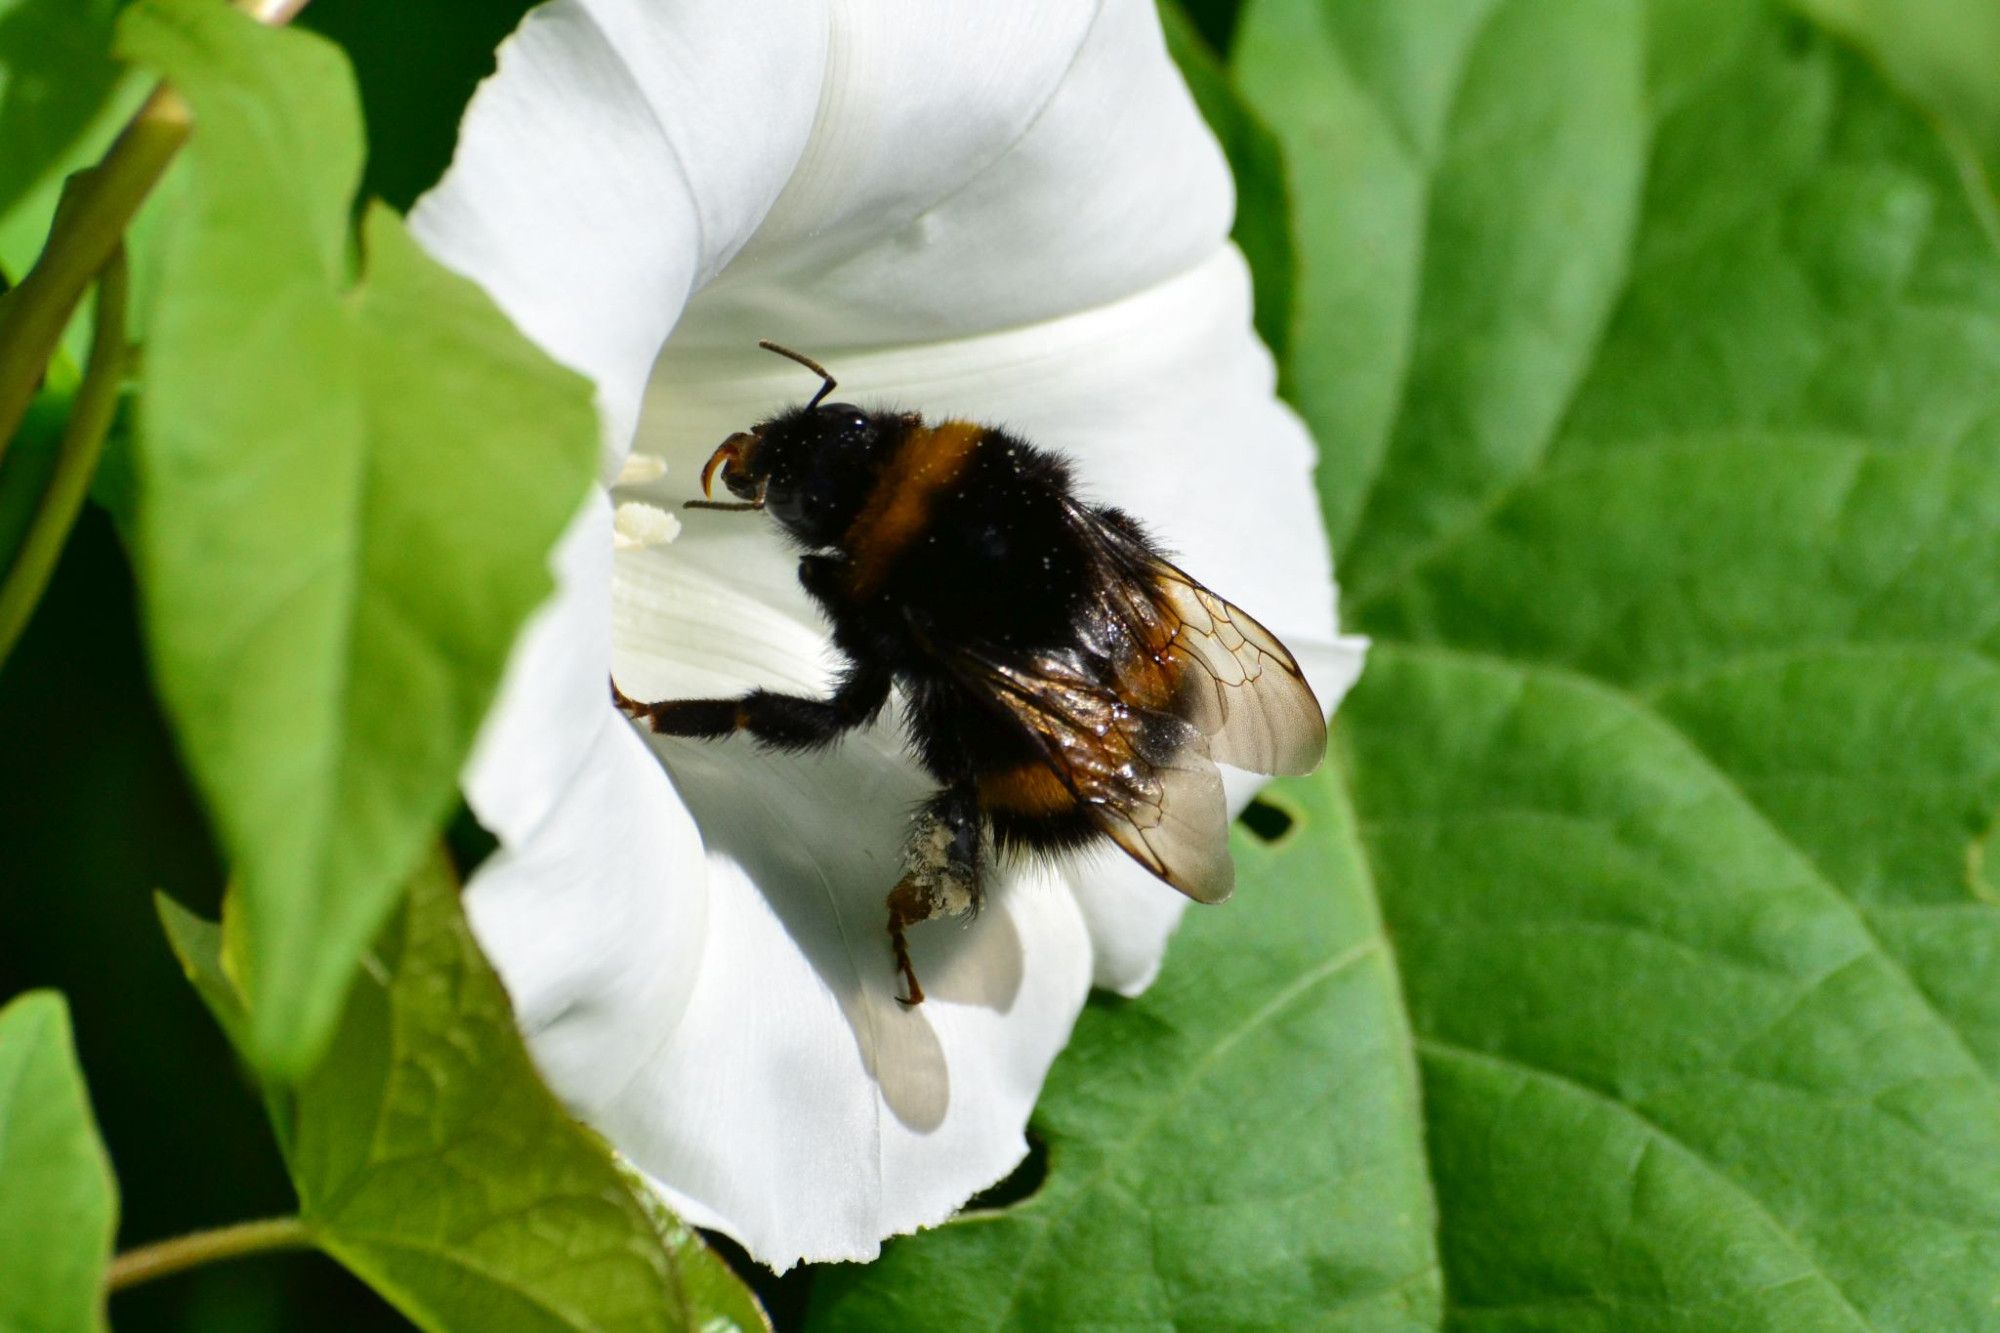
{"left": 976, "top": 761, "right": 1079, "bottom": 818}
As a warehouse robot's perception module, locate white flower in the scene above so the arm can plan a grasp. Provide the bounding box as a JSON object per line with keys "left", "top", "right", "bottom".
{"left": 411, "top": 0, "right": 1366, "bottom": 1270}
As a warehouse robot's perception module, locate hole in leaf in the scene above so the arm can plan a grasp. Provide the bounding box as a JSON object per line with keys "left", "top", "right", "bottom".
{"left": 964, "top": 1130, "right": 1049, "bottom": 1212}
{"left": 1239, "top": 796, "right": 1295, "bottom": 844}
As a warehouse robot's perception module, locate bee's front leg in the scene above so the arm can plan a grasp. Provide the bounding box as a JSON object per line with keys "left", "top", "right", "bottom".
{"left": 887, "top": 783, "right": 986, "bottom": 1006}
{"left": 610, "top": 663, "right": 891, "bottom": 752}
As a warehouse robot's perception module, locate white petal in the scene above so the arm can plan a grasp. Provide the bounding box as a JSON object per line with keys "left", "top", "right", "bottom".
{"left": 464, "top": 712, "right": 709, "bottom": 1101}
{"left": 599, "top": 811, "right": 1091, "bottom": 1268}
{"left": 460, "top": 489, "right": 712, "bottom": 1101}
{"left": 1294, "top": 632, "right": 1372, "bottom": 725}
{"left": 1061, "top": 844, "right": 1189, "bottom": 997}
{"left": 460, "top": 491, "right": 617, "bottom": 846}
{"left": 680, "top": 0, "right": 1232, "bottom": 347}
{"left": 408, "top": 0, "right": 830, "bottom": 458}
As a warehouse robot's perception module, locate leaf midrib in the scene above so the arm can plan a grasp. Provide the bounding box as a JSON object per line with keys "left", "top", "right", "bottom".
{"left": 984, "top": 935, "right": 1388, "bottom": 1332}
{"left": 1304, "top": 0, "right": 1502, "bottom": 558}
{"left": 1333, "top": 0, "right": 1652, "bottom": 608}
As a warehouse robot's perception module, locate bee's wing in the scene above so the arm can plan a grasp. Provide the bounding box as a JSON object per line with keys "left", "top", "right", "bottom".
{"left": 959, "top": 648, "right": 1235, "bottom": 904}
{"left": 1146, "top": 559, "right": 1327, "bottom": 775}
{"left": 1068, "top": 501, "right": 1328, "bottom": 776}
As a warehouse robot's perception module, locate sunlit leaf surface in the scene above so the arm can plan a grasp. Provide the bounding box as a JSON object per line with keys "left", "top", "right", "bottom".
{"left": 121, "top": 0, "right": 597, "bottom": 1076}
{"left": 161, "top": 862, "right": 770, "bottom": 1333}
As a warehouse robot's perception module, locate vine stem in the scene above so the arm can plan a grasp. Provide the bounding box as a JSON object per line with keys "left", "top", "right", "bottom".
{"left": 105, "top": 1216, "right": 314, "bottom": 1293}
{"left": 0, "top": 88, "right": 185, "bottom": 469}
{"left": 0, "top": 0, "right": 312, "bottom": 468}
{"left": 0, "top": 250, "right": 128, "bottom": 664}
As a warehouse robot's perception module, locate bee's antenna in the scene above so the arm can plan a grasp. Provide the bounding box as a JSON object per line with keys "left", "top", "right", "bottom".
{"left": 758, "top": 339, "right": 837, "bottom": 410}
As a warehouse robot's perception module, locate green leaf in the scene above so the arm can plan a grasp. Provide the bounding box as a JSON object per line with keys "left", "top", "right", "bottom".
{"left": 807, "top": 772, "right": 1441, "bottom": 1330}
{"left": 159, "top": 864, "right": 769, "bottom": 1333}
{"left": 118, "top": 0, "right": 598, "bottom": 1076}
{"left": 297, "top": 856, "right": 766, "bottom": 1333}
{"left": 155, "top": 891, "right": 248, "bottom": 1052}
{"left": 1219, "top": 0, "right": 2000, "bottom": 1324}
{"left": 0, "top": 992, "right": 118, "bottom": 1333}
{"left": 1239, "top": 0, "right": 1649, "bottom": 576}
{"left": 0, "top": 0, "right": 145, "bottom": 282}
{"left": 1159, "top": 1, "right": 1297, "bottom": 364}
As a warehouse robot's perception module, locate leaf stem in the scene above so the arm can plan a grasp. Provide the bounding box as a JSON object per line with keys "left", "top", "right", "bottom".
{"left": 0, "top": 250, "right": 129, "bottom": 666}
{"left": 0, "top": 0, "right": 313, "bottom": 469}
{"left": 105, "top": 1216, "right": 314, "bottom": 1293}
{"left": 0, "top": 87, "right": 186, "bottom": 470}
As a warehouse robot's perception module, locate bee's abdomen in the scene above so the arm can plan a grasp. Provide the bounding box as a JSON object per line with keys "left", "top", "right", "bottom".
{"left": 976, "top": 761, "right": 1076, "bottom": 818}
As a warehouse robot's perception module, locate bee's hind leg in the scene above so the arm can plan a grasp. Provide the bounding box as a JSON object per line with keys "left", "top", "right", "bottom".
{"left": 887, "top": 783, "right": 986, "bottom": 1007}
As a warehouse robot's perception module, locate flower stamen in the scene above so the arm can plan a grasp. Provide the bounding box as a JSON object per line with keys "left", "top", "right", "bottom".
{"left": 615, "top": 452, "right": 668, "bottom": 487}
{"left": 613, "top": 500, "right": 682, "bottom": 549}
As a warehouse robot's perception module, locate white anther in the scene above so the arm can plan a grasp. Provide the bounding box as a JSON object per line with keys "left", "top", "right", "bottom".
{"left": 616, "top": 452, "right": 668, "bottom": 486}
{"left": 613, "top": 500, "right": 682, "bottom": 549}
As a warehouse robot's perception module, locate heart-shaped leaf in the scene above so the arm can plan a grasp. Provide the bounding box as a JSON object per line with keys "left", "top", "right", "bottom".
{"left": 815, "top": 1, "right": 2000, "bottom": 1324}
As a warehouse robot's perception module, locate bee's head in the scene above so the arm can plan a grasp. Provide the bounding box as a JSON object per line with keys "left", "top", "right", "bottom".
{"left": 692, "top": 343, "right": 898, "bottom": 546}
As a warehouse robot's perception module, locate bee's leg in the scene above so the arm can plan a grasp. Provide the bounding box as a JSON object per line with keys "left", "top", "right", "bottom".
{"left": 887, "top": 783, "right": 985, "bottom": 1007}
{"left": 612, "top": 661, "right": 891, "bottom": 752}
{"left": 795, "top": 552, "right": 850, "bottom": 603}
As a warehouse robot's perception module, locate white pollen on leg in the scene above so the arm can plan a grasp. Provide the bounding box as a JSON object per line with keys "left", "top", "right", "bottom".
{"left": 615, "top": 452, "right": 668, "bottom": 486}
{"left": 905, "top": 813, "right": 952, "bottom": 881}
{"left": 901, "top": 811, "right": 979, "bottom": 918}
{"left": 613, "top": 500, "right": 682, "bottom": 549}
{"left": 932, "top": 869, "right": 975, "bottom": 917}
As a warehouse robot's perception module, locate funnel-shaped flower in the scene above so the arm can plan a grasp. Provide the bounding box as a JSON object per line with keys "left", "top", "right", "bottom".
{"left": 413, "top": 0, "right": 1365, "bottom": 1270}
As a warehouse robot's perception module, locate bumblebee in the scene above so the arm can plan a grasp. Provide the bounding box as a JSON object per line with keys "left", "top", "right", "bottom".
{"left": 614, "top": 342, "right": 1326, "bottom": 1004}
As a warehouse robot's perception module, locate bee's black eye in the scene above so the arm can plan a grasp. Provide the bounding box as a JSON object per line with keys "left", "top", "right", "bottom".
{"left": 818, "top": 403, "right": 870, "bottom": 440}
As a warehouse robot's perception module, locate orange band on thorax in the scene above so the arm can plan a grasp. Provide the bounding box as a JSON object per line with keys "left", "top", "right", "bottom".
{"left": 843, "top": 419, "right": 985, "bottom": 596}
